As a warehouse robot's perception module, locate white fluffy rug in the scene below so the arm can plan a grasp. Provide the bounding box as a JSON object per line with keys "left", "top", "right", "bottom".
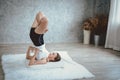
{"left": 2, "top": 51, "right": 95, "bottom": 80}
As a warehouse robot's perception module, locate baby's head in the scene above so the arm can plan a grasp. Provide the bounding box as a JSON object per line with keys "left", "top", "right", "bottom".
{"left": 48, "top": 52, "right": 61, "bottom": 62}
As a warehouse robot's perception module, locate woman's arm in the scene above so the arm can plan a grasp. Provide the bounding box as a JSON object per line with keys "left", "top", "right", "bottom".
{"left": 26, "top": 46, "right": 39, "bottom": 60}
{"left": 28, "top": 48, "right": 40, "bottom": 66}
{"left": 34, "top": 58, "right": 47, "bottom": 65}
{"left": 29, "top": 57, "right": 47, "bottom": 66}
{"left": 26, "top": 46, "right": 34, "bottom": 59}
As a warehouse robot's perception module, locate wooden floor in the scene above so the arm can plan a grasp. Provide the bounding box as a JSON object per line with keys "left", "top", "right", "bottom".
{"left": 0, "top": 43, "right": 120, "bottom": 80}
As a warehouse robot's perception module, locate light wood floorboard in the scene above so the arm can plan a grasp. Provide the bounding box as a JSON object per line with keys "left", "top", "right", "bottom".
{"left": 0, "top": 43, "right": 120, "bottom": 80}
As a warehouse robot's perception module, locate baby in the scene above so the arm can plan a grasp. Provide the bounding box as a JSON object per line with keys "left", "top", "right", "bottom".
{"left": 26, "top": 44, "right": 61, "bottom": 66}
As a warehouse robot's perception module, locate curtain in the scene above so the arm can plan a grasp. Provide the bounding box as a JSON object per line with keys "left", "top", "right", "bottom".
{"left": 105, "top": 0, "right": 120, "bottom": 51}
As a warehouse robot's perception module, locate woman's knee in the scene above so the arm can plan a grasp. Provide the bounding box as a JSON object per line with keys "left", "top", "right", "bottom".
{"left": 36, "top": 12, "right": 44, "bottom": 22}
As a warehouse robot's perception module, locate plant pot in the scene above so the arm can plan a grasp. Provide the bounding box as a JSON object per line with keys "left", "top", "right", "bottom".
{"left": 94, "top": 35, "right": 100, "bottom": 47}
{"left": 83, "top": 30, "right": 91, "bottom": 44}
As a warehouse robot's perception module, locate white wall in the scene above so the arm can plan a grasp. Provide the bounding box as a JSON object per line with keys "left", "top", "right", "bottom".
{"left": 0, "top": 0, "right": 94, "bottom": 44}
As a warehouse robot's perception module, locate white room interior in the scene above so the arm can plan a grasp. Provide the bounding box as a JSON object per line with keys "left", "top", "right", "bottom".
{"left": 0, "top": 0, "right": 120, "bottom": 80}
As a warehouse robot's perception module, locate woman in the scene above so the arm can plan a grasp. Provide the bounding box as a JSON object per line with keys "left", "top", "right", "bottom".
{"left": 29, "top": 12, "right": 49, "bottom": 62}
{"left": 27, "top": 12, "right": 61, "bottom": 66}
{"left": 26, "top": 46, "right": 61, "bottom": 66}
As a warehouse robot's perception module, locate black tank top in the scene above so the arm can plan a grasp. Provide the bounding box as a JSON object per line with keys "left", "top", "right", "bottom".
{"left": 30, "top": 28, "right": 44, "bottom": 46}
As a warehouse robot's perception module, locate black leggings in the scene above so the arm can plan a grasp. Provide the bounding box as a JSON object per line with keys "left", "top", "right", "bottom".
{"left": 30, "top": 28, "right": 44, "bottom": 46}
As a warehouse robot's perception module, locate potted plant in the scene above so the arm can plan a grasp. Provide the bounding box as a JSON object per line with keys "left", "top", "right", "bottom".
{"left": 93, "top": 15, "right": 108, "bottom": 46}
{"left": 82, "top": 18, "right": 96, "bottom": 44}
{"left": 82, "top": 14, "right": 108, "bottom": 46}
